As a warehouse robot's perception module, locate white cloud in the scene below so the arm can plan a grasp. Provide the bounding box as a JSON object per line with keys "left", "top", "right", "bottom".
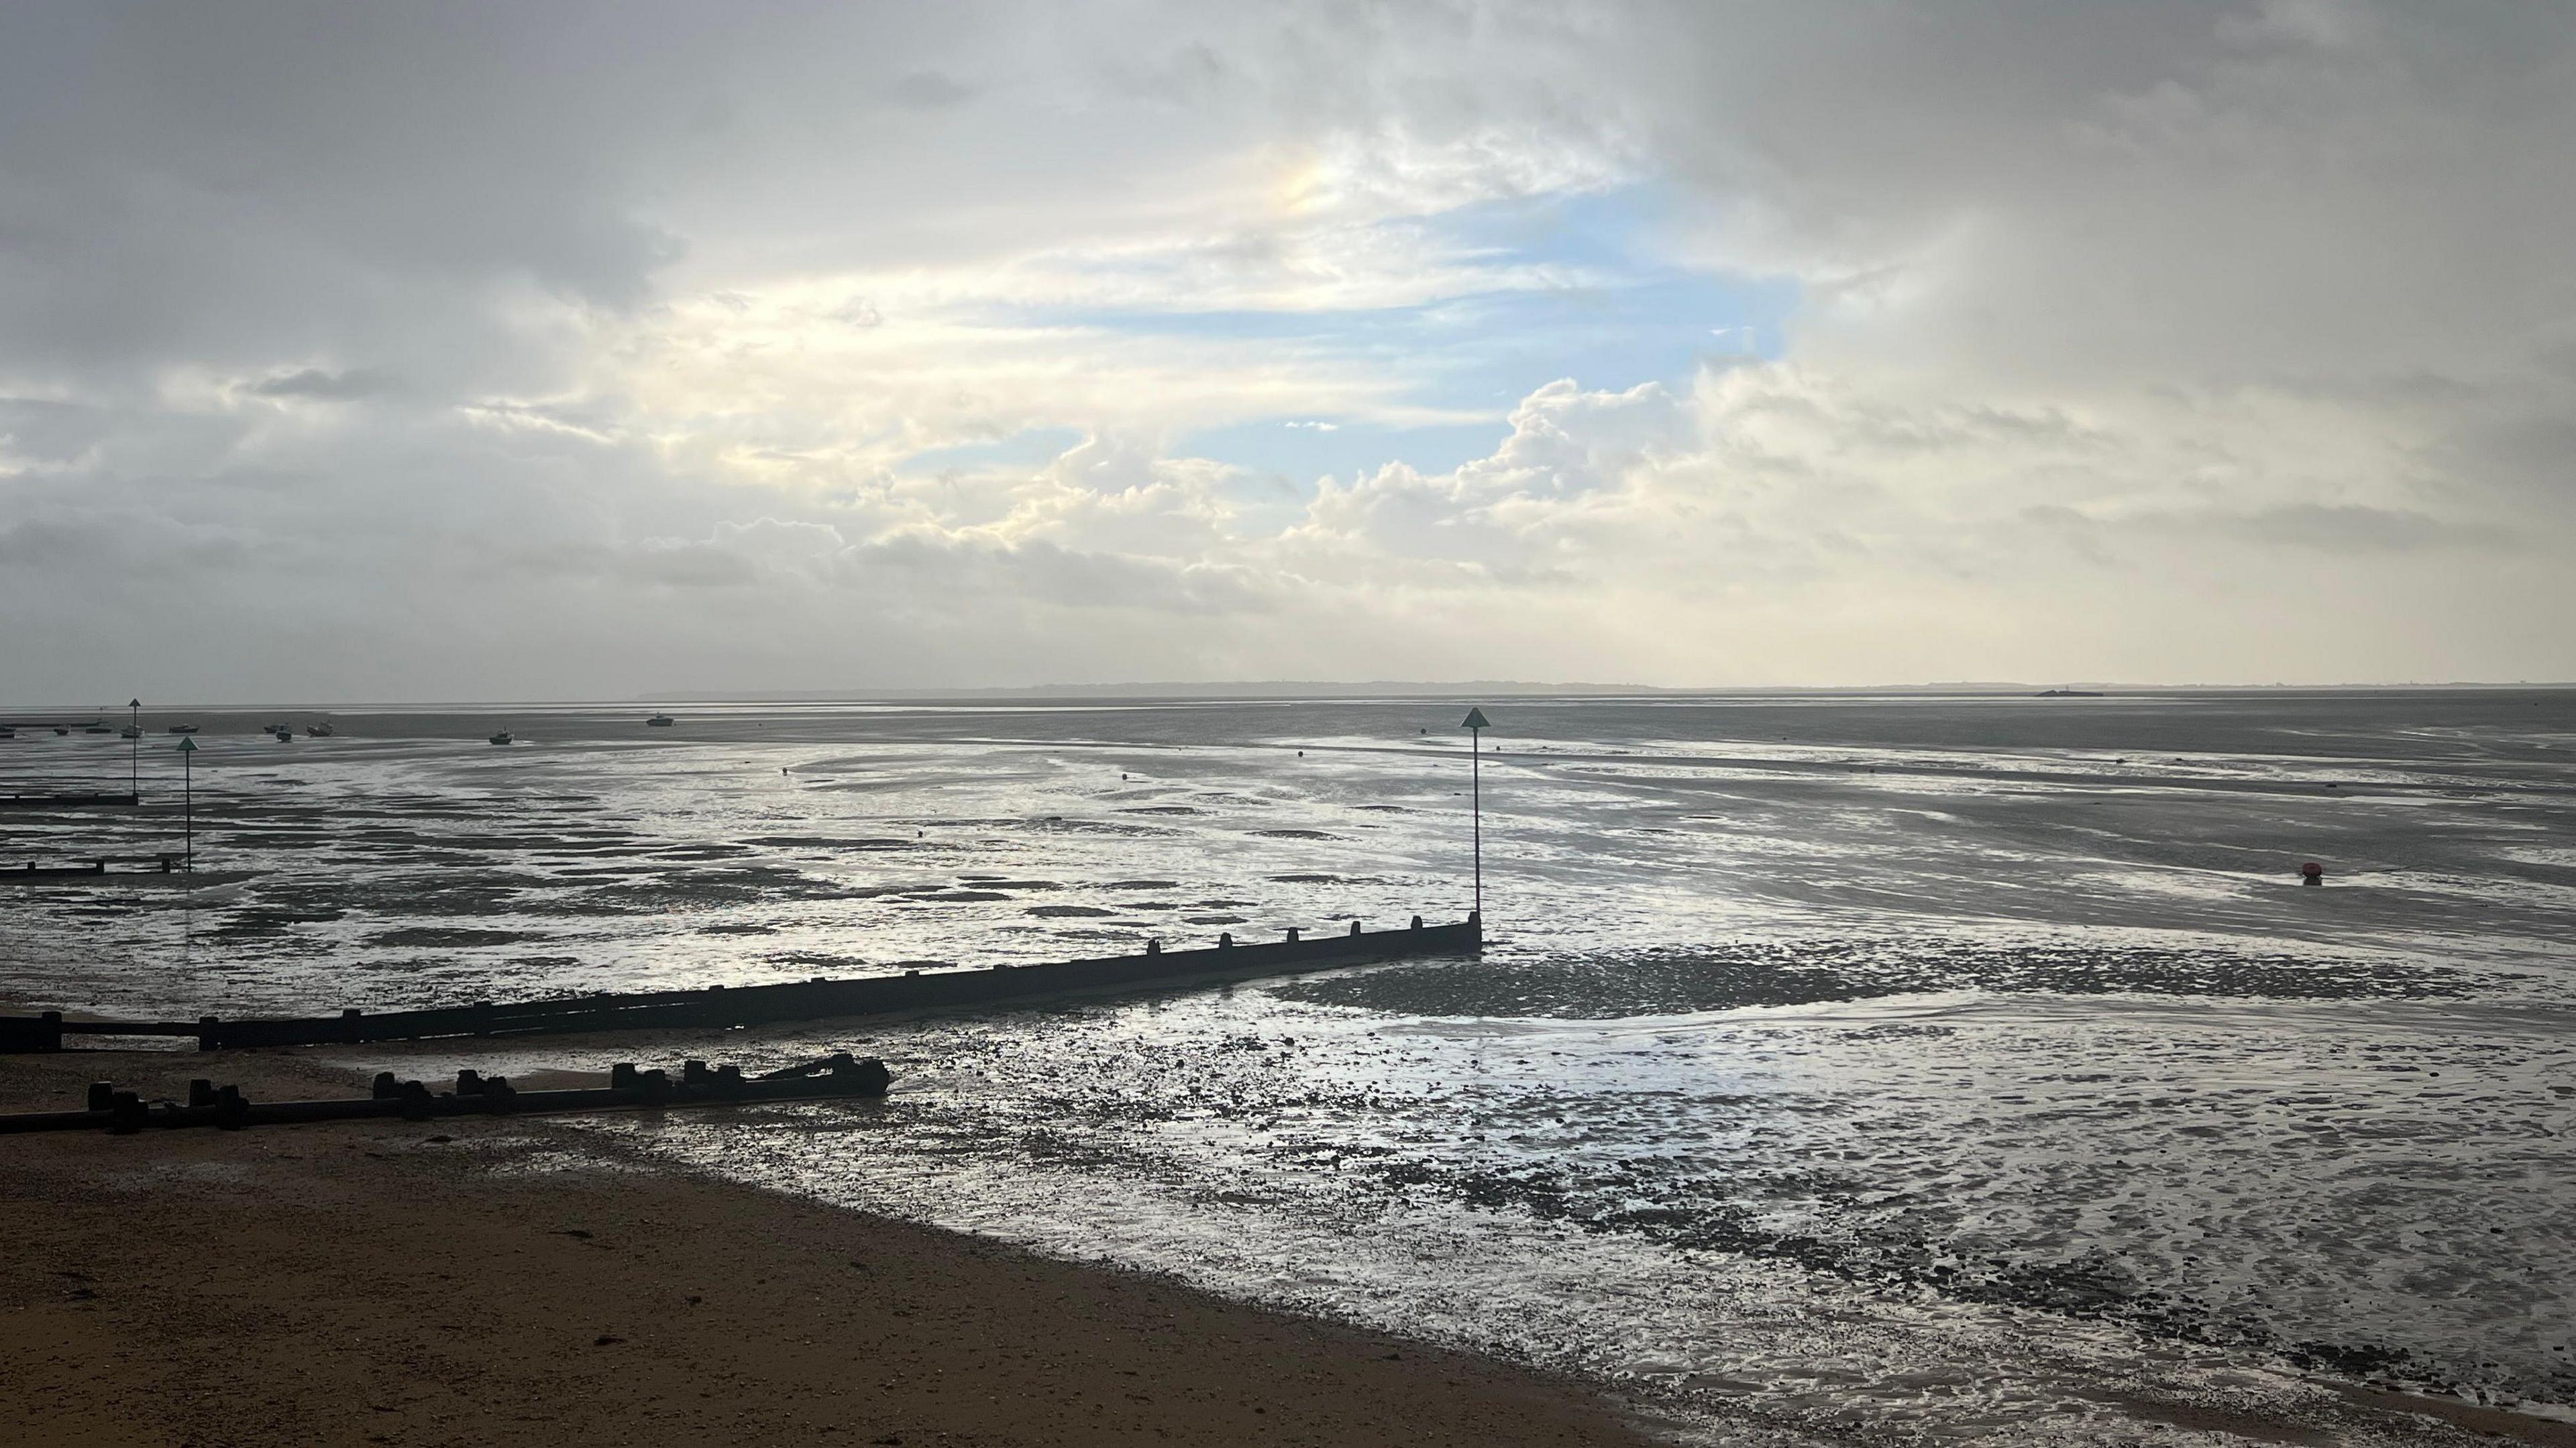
{"left": 2, "top": 1, "right": 2572, "bottom": 700}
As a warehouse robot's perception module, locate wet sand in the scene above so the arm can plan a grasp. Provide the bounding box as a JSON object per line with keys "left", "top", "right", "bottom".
{"left": 5, "top": 1047, "right": 2573, "bottom": 1447}
{"left": 0, "top": 1048, "right": 1660, "bottom": 1448}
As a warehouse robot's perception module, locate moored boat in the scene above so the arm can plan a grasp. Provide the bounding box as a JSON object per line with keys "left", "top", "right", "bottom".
{"left": 166, "top": 724, "right": 198, "bottom": 734}
{"left": 488, "top": 730, "right": 513, "bottom": 745}
{"left": 304, "top": 722, "right": 335, "bottom": 738}
{"left": 646, "top": 713, "right": 676, "bottom": 727}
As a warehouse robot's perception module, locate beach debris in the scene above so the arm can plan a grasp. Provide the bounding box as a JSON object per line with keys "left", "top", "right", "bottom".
{"left": 0, "top": 1054, "right": 894, "bottom": 1135}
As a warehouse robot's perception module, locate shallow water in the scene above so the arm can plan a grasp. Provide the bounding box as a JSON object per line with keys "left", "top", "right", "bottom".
{"left": 5, "top": 690, "right": 2573, "bottom": 1441}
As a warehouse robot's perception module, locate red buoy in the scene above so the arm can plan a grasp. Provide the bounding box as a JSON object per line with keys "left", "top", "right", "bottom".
{"left": 2300, "top": 861, "right": 2324, "bottom": 885}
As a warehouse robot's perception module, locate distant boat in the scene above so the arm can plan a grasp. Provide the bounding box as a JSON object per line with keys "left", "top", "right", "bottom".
{"left": 52, "top": 727, "right": 68, "bottom": 736}
{"left": 82, "top": 724, "right": 113, "bottom": 734}
{"left": 0, "top": 726, "right": 15, "bottom": 738}
{"left": 167, "top": 724, "right": 198, "bottom": 734}
{"left": 2033, "top": 689, "right": 2104, "bottom": 698}
{"left": 646, "top": 713, "right": 676, "bottom": 727}
{"left": 119, "top": 726, "right": 142, "bottom": 739}
{"left": 268, "top": 725, "right": 294, "bottom": 742}
{"left": 304, "top": 722, "right": 335, "bottom": 738}
{"left": 488, "top": 730, "right": 513, "bottom": 746}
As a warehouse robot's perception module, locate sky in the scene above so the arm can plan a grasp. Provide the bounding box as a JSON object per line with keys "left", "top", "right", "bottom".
{"left": 3, "top": 0, "right": 2573, "bottom": 703}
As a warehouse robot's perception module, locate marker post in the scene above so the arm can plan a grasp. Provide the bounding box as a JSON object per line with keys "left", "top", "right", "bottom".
{"left": 1462, "top": 706, "right": 1489, "bottom": 917}
{"left": 176, "top": 735, "right": 195, "bottom": 871}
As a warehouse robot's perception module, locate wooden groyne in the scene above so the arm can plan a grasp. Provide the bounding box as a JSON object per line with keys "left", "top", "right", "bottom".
{"left": 0, "top": 914, "right": 1481, "bottom": 1053}
{"left": 2, "top": 853, "right": 189, "bottom": 882}
{"left": 0, "top": 793, "right": 140, "bottom": 810}
{"left": 0, "top": 1053, "right": 892, "bottom": 1135}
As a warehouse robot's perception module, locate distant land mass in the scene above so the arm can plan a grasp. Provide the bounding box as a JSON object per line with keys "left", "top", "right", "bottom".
{"left": 651, "top": 680, "right": 1683, "bottom": 702}
{"left": 645, "top": 680, "right": 2155, "bottom": 702}
{"left": 634, "top": 680, "right": 2576, "bottom": 703}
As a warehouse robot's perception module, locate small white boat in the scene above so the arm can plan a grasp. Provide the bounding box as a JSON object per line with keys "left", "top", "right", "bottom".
{"left": 488, "top": 730, "right": 513, "bottom": 746}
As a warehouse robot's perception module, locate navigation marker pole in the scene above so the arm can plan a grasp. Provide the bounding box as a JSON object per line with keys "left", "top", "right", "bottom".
{"left": 127, "top": 698, "right": 140, "bottom": 797}
{"left": 177, "top": 735, "right": 195, "bottom": 871}
{"left": 1462, "top": 706, "right": 1489, "bottom": 921}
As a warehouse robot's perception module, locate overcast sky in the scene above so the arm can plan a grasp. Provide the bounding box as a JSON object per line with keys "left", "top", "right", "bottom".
{"left": 4, "top": 1, "right": 2573, "bottom": 703}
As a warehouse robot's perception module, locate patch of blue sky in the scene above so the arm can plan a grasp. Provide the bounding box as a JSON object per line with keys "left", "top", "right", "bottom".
{"left": 885, "top": 185, "right": 1799, "bottom": 486}
{"left": 1040, "top": 184, "right": 1796, "bottom": 483}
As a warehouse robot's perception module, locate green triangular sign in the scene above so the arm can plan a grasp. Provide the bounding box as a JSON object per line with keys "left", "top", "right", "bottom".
{"left": 1462, "top": 707, "right": 1490, "bottom": 730}
{"left": 176, "top": 736, "right": 197, "bottom": 753}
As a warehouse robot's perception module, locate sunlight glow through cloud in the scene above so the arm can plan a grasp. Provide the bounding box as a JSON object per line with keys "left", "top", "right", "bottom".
{"left": 3, "top": 1, "right": 2571, "bottom": 701}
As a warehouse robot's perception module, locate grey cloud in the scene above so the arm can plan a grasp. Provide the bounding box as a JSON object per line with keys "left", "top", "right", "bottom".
{"left": 249, "top": 367, "right": 400, "bottom": 402}
{"left": 4, "top": 1, "right": 2575, "bottom": 700}
{"left": 2025, "top": 502, "right": 2509, "bottom": 554}
{"left": 890, "top": 71, "right": 973, "bottom": 109}
{"left": 2209, "top": 504, "right": 2510, "bottom": 553}
{"left": 622, "top": 541, "right": 765, "bottom": 589}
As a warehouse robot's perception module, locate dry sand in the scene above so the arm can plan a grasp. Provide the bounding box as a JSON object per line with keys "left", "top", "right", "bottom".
{"left": 0, "top": 1048, "right": 1660, "bottom": 1448}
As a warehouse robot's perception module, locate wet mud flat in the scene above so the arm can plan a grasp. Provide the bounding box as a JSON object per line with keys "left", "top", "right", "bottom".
{"left": 4, "top": 691, "right": 2574, "bottom": 1443}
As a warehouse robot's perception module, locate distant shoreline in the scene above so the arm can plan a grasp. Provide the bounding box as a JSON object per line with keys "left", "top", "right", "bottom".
{"left": 7, "top": 681, "right": 2574, "bottom": 714}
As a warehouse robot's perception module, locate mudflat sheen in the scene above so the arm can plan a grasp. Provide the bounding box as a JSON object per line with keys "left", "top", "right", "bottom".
{"left": 3, "top": 689, "right": 2572, "bottom": 1443}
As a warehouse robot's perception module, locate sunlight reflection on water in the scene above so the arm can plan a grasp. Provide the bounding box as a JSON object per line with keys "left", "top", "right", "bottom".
{"left": 5, "top": 692, "right": 2573, "bottom": 1442}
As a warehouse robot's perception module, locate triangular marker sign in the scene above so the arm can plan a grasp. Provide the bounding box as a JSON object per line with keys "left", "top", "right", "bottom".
{"left": 176, "top": 736, "right": 197, "bottom": 753}
{"left": 1462, "top": 707, "right": 1490, "bottom": 730}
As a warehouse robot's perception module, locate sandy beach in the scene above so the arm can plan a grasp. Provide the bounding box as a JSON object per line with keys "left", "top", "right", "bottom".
{"left": 9, "top": 1042, "right": 2576, "bottom": 1447}
{"left": 0, "top": 1047, "right": 1660, "bottom": 1448}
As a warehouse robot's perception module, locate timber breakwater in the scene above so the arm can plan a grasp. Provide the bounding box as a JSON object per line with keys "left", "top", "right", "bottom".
{"left": 0, "top": 1052, "right": 894, "bottom": 1135}
{"left": 0, "top": 913, "right": 1483, "bottom": 1052}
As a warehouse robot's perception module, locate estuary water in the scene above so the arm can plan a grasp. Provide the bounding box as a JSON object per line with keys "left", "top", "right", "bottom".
{"left": 3, "top": 691, "right": 2571, "bottom": 1443}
